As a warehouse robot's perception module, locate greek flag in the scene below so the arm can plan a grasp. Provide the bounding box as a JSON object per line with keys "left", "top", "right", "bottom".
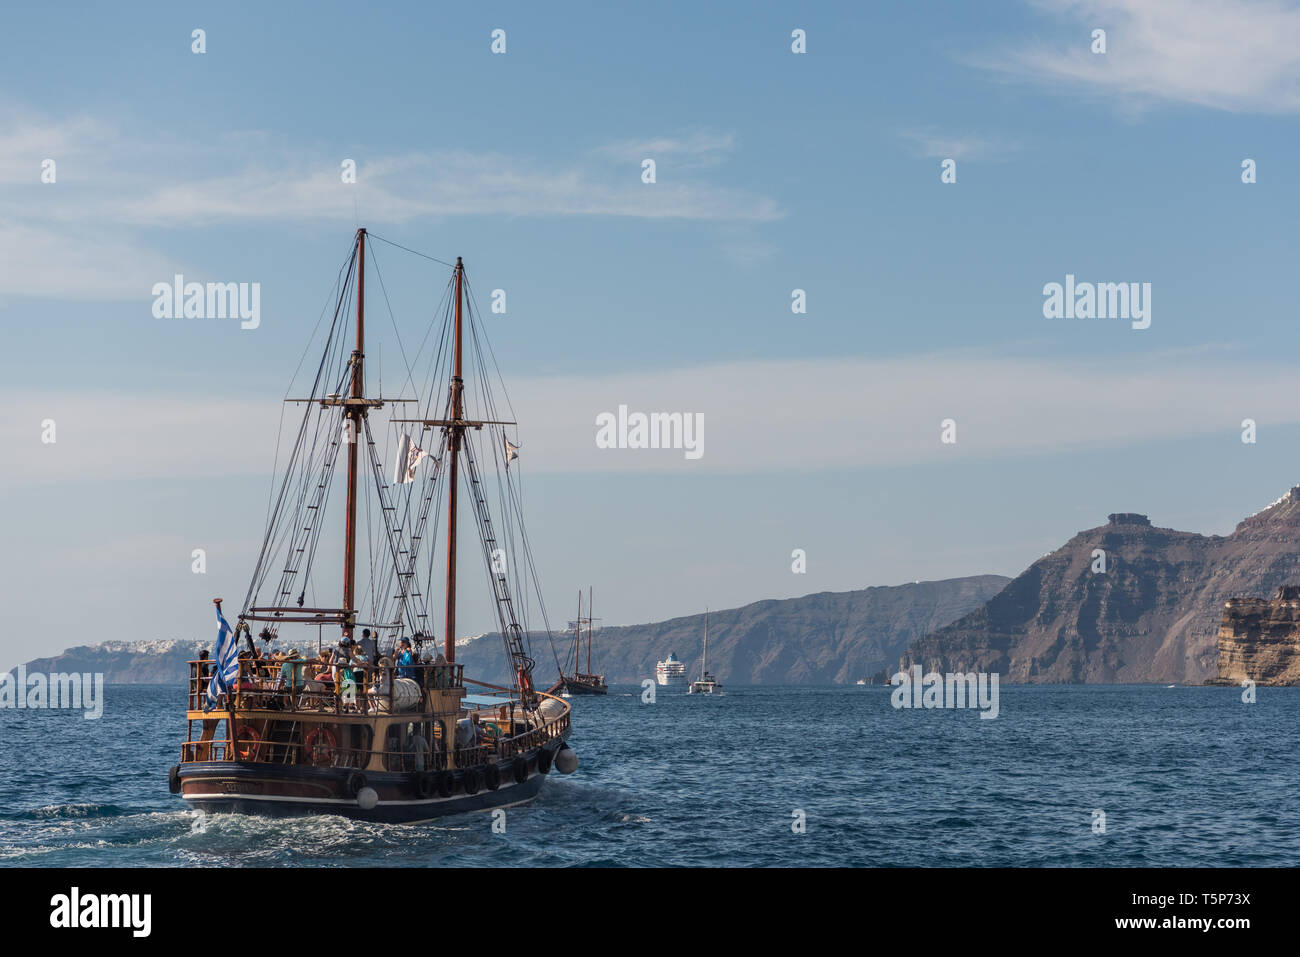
{"left": 204, "top": 605, "right": 240, "bottom": 712}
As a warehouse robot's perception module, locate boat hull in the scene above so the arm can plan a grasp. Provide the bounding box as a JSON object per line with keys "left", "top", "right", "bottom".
{"left": 558, "top": 681, "right": 607, "bottom": 696}
{"left": 177, "top": 741, "right": 563, "bottom": 824}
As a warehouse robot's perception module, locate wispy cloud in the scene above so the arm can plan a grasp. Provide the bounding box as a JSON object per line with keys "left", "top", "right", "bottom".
{"left": 594, "top": 131, "right": 739, "bottom": 169}
{"left": 899, "top": 128, "right": 1020, "bottom": 161}
{"left": 7, "top": 349, "right": 1296, "bottom": 482}
{"left": 0, "top": 107, "right": 780, "bottom": 299}
{"left": 975, "top": 0, "right": 1300, "bottom": 113}
{"left": 0, "top": 219, "right": 178, "bottom": 300}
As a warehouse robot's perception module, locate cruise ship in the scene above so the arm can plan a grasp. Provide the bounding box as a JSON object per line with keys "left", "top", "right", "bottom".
{"left": 655, "top": 652, "right": 688, "bottom": 687}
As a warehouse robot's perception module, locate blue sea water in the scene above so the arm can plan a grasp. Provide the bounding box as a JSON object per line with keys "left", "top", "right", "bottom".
{"left": 0, "top": 684, "right": 1295, "bottom": 867}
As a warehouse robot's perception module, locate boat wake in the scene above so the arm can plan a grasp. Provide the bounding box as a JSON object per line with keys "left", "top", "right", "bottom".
{"left": 15, "top": 802, "right": 130, "bottom": 820}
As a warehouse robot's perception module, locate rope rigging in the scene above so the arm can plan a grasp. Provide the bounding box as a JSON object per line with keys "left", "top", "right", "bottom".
{"left": 237, "top": 235, "right": 562, "bottom": 691}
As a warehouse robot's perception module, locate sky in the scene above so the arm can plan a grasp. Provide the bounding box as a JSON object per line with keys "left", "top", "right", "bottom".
{"left": 3, "top": 0, "right": 1300, "bottom": 667}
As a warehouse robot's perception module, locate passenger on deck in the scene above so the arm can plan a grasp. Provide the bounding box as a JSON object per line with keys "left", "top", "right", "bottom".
{"left": 337, "top": 640, "right": 360, "bottom": 712}
{"left": 237, "top": 651, "right": 258, "bottom": 692}
{"left": 455, "top": 714, "right": 478, "bottom": 750}
{"left": 312, "top": 649, "right": 335, "bottom": 683}
{"left": 350, "top": 642, "right": 371, "bottom": 712}
{"left": 297, "top": 650, "right": 330, "bottom": 708}
{"left": 395, "top": 638, "right": 416, "bottom": 680}
{"left": 358, "top": 628, "right": 378, "bottom": 662}
{"left": 195, "top": 649, "right": 211, "bottom": 709}
{"left": 278, "top": 650, "right": 307, "bottom": 696}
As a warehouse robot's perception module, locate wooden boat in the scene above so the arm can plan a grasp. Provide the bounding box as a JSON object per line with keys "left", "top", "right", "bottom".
{"left": 554, "top": 588, "right": 607, "bottom": 696}
{"left": 170, "top": 229, "right": 576, "bottom": 822}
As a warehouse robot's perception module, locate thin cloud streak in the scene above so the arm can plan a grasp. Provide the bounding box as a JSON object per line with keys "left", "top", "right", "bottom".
{"left": 899, "top": 129, "right": 1019, "bottom": 161}
{"left": 6, "top": 351, "right": 1294, "bottom": 483}
{"left": 1, "top": 109, "right": 780, "bottom": 299}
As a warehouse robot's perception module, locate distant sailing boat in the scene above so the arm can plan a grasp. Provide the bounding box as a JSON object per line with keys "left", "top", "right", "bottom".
{"left": 687, "top": 608, "right": 721, "bottom": 695}
{"left": 170, "top": 228, "right": 576, "bottom": 822}
{"left": 554, "top": 588, "right": 607, "bottom": 696}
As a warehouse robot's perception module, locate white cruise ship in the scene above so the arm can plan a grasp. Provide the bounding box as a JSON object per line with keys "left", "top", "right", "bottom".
{"left": 656, "top": 652, "right": 688, "bottom": 686}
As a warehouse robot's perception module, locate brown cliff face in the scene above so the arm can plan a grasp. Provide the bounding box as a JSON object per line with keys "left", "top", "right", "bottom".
{"left": 456, "top": 575, "right": 1012, "bottom": 686}
{"left": 908, "top": 486, "right": 1300, "bottom": 684}
{"left": 1215, "top": 586, "right": 1300, "bottom": 686}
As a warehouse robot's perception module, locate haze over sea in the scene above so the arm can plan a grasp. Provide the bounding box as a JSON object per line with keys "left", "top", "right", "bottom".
{"left": 1, "top": 684, "right": 1294, "bottom": 867}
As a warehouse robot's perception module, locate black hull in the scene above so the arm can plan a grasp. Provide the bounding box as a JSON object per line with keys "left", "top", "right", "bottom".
{"left": 560, "top": 683, "right": 607, "bottom": 696}
{"left": 177, "top": 741, "right": 564, "bottom": 824}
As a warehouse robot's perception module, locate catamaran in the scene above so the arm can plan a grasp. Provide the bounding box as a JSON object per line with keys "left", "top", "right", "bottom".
{"left": 687, "top": 608, "right": 721, "bottom": 695}
{"left": 169, "top": 228, "right": 576, "bottom": 822}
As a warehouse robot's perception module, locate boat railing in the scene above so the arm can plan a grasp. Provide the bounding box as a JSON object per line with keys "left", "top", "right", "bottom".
{"left": 181, "top": 737, "right": 233, "bottom": 762}
{"left": 183, "top": 665, "right": 570, "bottom": 768}
{"left": 180, "top": 734, "right": 448, "bottom": 771}
{"left": 180, "top": 726, "right": 566, "bottom": 768}
{"left": 453, "top": 745, "right": 488, "bottom": 768}
{"left": 308, "top": 744, "right": 448, "bottom": 772}
{"left": 497, "top": 694, "right": 571, "bottom": 758}
{"left": 187, "top": 657, "right": 465, "bottom": 716}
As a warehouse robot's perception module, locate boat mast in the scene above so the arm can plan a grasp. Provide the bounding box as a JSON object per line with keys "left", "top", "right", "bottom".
{"left": 587, "top": 586, "right": 593, "bottom": 674}
{"left": 574, "top": 590, "right": 582, "bottom": 675}
{"left": 702, "top": 607, "right": 708, "bottom": 679}
{"left": 342, "top": 227, "right": 366, "bottom": 641}
{"left": 444, "top": 257, "right": 464, "bottom": 663}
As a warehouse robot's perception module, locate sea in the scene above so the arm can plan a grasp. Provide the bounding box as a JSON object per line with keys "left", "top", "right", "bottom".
{"left": 1, "top": 684, "right": 1296, "bottom": 867}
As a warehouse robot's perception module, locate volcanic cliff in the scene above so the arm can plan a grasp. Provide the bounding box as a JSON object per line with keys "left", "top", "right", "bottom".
{"left": 459, "top": 575, "right": 1011, "bottom": 686}
{"left": 907, "top": 486, "right": 1300, "bottom": 684}
{"left": 1214, "top": 585, "right": 1300, "bottom": 685}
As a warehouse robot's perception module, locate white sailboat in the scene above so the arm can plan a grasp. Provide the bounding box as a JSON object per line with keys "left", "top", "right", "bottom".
{"left": 687, "top": 608, "right": 721, "bottom": 695}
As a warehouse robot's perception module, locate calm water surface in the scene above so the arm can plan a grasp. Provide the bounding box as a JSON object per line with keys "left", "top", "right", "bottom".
{"left": 0, "top": 684, "right": 1295, "bottom": 867}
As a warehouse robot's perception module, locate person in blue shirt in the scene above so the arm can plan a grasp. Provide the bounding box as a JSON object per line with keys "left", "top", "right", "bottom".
{"left": 395, "top": 638, "right": 416, "bottom": 680}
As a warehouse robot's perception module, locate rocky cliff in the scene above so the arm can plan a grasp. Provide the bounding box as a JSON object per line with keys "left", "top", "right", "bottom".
{"left": 908, "top": 485, "right": 1300, "bottom": 684}
{"left": 1214, "top": 585, "right": 1300, "bottom": 685}
{"left": 449, "top": 575, "right": 1012, "bottom": 687}
{"left": 16, "top": 640, "right": 208, "bottom": 685}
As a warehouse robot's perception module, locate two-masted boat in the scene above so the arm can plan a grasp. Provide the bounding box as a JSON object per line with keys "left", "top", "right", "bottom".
{"left": 553, "top": 588, "right": 607, "bottom": 696}
{"left": 687, "top": 608, "right": 721, "bottom": 695}
{"left": 169, "top": 229, "right": 576, "bottom": 822}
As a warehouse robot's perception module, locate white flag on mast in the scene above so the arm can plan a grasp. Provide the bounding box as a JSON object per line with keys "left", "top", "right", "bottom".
{"left": 393, "top": 432, "right": 432, "bottom": 484}
{"left": 504, "top": 436, "right": 520, "bottom": 468}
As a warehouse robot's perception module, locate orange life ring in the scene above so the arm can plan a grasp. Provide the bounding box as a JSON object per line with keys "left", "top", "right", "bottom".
{"left": 235, "top": 725, "right": 262, "bottom": 761}
{"left": 303, "top": 727, "right": 338, "bottom": 767}
{"left": 517, "top": 669, "right": 534, "bottom": 696}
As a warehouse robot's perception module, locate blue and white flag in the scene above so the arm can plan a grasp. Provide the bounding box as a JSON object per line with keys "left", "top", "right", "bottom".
{"left": 204, "top": 605, "right": 240, "bottom": 712}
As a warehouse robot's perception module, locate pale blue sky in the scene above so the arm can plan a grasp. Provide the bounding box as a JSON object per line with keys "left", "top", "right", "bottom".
{"left": 3, "top": 1, "right": 1300, "bottom": 666}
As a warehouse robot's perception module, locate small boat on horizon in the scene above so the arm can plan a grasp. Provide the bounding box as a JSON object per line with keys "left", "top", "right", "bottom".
{"left": 687, "top": 608, "right": 721, "bottom": 695}
{"left": 552, "top": 587, "right": 607, "bottom": 696}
